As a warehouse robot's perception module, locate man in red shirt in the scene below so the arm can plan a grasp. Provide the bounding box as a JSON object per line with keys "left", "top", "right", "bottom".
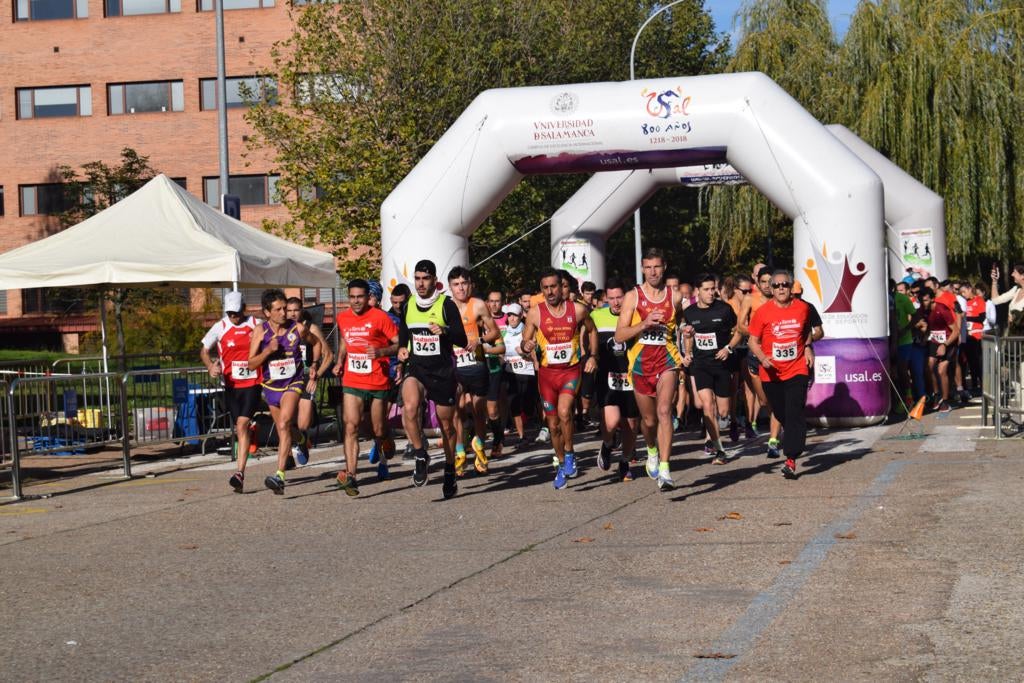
{"left": 748, "top": 270, "right": 824, "bottom": 479}
{"left": 332, "top": 279, "right": 399, "bottom": 496}
{"left": 916, "top": 288, "right": 959, "bottom": 413}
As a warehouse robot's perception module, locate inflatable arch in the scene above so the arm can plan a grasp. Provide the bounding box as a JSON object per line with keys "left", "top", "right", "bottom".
{"left": 381, "top": 72, "right": 886, "bottom": 425}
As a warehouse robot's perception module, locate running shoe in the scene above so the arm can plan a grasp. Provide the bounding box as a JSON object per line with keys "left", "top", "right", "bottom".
{"left": 490, "top": 442, "right": 503, "bottom": 460}
{"left": 337, "top": 471, "right": 360, "bottom": 497}
{"left": 745, "top": 423, "right": 758, "bottom": 440}
{"left": 645, "top": 452, "right": 659, "bottom": 479}
{"left": 412, "top": 450, "right": 430, "bottom": 487}
{"left": 368, "top": 441, "right": 380, "bottom": 465}
{"left": 618, "top": 460, "right": 634, "bottom": 482}
{"left": 382, "top": 437, "right": 396, "bottom": 460}
{"left": 597, "top": 442, "right": 612, "bottom": 471}
{"left": 766, "top": 438, "right": 781, "bottom": 459}
{"left": 403, "top": 443, "right": 415, "bottom": 461}
{"left": 293, "top": 437, "right": 309, "bottom": 467}
{"left": 442, "top": 465, "right": 458, "bottom": 499}
{"left": 454, "top": 447, "right": 467, "bottom": 477}
{"left": 564, "top": 452, "right": 578, "bottom": 478}
{"left": 729, "top": 419, "right": 739, "bottom": 443}
{"left": 938, "top": 399, "right": 952, "bottom": 414}
{"left": 781, "top": 458, "right": 798, "bottom": 479}
{"left": 703, "top": 440, "right": 716, "bottom": 457}
{"left": 264, "top": 473, "right": 285, "bottom": 495}
{"left": 552, "top": 455, "right": 560, "bottom": 469}
{"left": 711, "top": 449, "right": 737, "bottom": 466}
{"left": 656, "top": 471, "right": 675, "bottom": 491}
{"left": 229, "top": 471, "right": 244, "bottom": 493}
{"left": 672, "top": 416, "right": 680, "bottom": 432}
{"left": 536, "top": 427, "right": 550, "bottom": 443}
{"left": 553, "top": 465, "right": 568, "bottom": 490}
{"left": 472, "top": 436, "right": 489, "bottom": 474}
{"left": 377, "top": 456, "right": 389, "bottom": 481}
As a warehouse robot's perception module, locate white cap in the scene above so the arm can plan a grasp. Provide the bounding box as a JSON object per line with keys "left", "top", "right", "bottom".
{"left": 224, "top": 291, "right": 244, "bottom": 314}
{"left": 502, "top": 303, "right": 523, "bottom": 316}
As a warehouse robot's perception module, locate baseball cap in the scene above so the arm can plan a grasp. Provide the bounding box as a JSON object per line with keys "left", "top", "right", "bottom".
{"left": 502, "top": 303, "right": 523, "bottom": 316}
{"left": 224, "top": 291, "right": 244, "bottom": 314}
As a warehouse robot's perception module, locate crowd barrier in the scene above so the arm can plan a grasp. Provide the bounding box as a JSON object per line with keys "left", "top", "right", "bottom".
{"left": 981, "top": 335, "right": 1024, "bottom": 437}
{"left": 2, "top": 366, "right": 340, "bottom": 501}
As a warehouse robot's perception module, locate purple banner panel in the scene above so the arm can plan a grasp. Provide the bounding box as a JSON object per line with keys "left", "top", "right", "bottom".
{"left": 806, "top": 337, "right": 890, "bottom": 427}
{"left": 511, "top": 146, "right": 728, "bottom": 175}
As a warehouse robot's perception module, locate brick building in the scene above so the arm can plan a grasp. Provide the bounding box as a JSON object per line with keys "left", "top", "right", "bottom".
{"left": 0, "top": 0, "right": 335, "bottom": 350}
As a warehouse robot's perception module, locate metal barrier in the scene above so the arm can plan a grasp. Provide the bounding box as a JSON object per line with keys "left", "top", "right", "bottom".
{"left": 52, "top": 351, "right": 195, "bottom": 375}
{"left": 121, "top": 367, "right": 233, "bottom": 452}
{"left": 981, "top": 335, "right": 1024, "bottom": 438}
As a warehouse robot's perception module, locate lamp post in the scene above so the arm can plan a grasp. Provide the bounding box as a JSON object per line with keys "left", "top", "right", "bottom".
{"left": 629, "top": 0, "right": 688, "bottom": 283}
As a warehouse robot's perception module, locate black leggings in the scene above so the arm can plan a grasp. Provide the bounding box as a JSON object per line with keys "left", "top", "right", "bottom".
{"left": 764, "top": 375, "right": 809, "bottom": 459}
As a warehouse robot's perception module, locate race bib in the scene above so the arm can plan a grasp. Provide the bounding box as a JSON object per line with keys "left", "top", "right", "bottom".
{"left": 346, "top": 352, "right": 372, "bottom": 374}
{"left": 929, "top": 330, "right": 948, "bottom": 344}
{"left": 608, "top": 372, "right": 632, "bottom": 391}
{"left": 545, "top": 342, "right": 573, "bottom": 365}
{"left": 694, "top": 332, "right": 718, "bottom": 351}
{"left": 268, "top": 358, "right": 297, "bottom": 380}
{"left": 509, "top": 357, "right": 534, "bottom": 376}
{"left": 639, "top": 325, "right": 667, "bottom": 346}
{"left": 771, "top": 341, "right": 798, "bottom": 362}
{"left": 454, "top": 347, "right": 478, "bottom": 368}
{"left": 230, "top": 360, "right": 256, "bottom": 380}
{"left": 412, "top": 333, "right": 440, "bottom": 356}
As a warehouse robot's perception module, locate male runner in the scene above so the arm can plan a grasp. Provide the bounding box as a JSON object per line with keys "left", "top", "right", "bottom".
{"left": 396, "top": 260, "right": 468, "bottom": 499}
{"left": 248, "top": 289, "right": 321, "bottom": 494}
{"left": 521, "top": 268, "right": 598, "bottom": 489}
{"left": 747, "top": 270, "right": 823, "bottom": 479}
{"left": 448, "top": 267, "right": 503, "bottom": 476}
{"left": 484, "top": 288, "right": 509, "bottom": 459}
{"left": 916, "top": 288, "right": 959, "bottom": 413}
{"left": 284, "top": 297, "right": 333, "bottom": 466}
{"left": 332, "top": 279, "right": 399, "bottom": 496}
{"left": 375, "top": 282, "right": 409, "bottom": 466}
{"left": 682, "top": 274, "right": 742, "bottom": 465}
{"left": 591, "top": 278, "right": 639, "bottom": 481}
{"left": 500, "top": 303, "right": 536, "bottom": 446}
{"left": 738, "top": 266, "right": 781, "bottom": 448}
{"left": 615, "top": 248, "right": 685, "bottom": 491}
{"left": 200, "top": 291, "right": 261, "bottom": 492}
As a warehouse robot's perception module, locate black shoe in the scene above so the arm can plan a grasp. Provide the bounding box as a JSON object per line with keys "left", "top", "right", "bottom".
{"left": 617, "top": 460, "right": 634, "bottom": 482}
{"left": 264, "top": 474, "right": 285, "bottom": 494}
{"left": 229, "top": 471, "right": 244, "bottom": 493}
{"left": 284, "top": 454, "right": 296, "bottom": 471}
{"left": 412, "top": 449, "right": 429, "bottom": 487}
{"left": 442, "top": 465, "right": 458, "bottom": 499}
{"left": 403, "top": 443, "right": 415, "bottom": 461}
{"left": 597, "top": 442, "right": 612, "bottom": 471}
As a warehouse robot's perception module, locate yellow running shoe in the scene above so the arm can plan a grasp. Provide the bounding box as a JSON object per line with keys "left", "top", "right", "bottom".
{"left": 472, "top": 436, "right": 488, "bottom": 474}
{"left": 454, "top": 447, "right": 467, "bottom": 477}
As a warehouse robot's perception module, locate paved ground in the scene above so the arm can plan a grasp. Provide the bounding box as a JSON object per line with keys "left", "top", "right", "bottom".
{"left": 3, "top": 400, "right": 1023, "bottom": 682}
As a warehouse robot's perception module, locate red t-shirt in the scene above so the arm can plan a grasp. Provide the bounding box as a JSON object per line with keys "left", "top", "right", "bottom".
{"left": 926, "top": 302, "right": 956, "bottom": 345}
{"left": 337, "top": 307, "right": 398, "bottom": 390}
{"left": 935, "top": 290, "right": 959, "bottom": 315}
{"left": 965, "top": 296, "right": 985, "bottom": 340}
{"left": 748, "top": 298, "right": 814, "bottom": 382}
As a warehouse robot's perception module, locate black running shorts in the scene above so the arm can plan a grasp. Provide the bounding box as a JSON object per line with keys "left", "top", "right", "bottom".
{"left": 225, "top": 384, "right": 261, "bottom": 422}
{"left": 692, "top": 362, "right": 733, "bottom": 398}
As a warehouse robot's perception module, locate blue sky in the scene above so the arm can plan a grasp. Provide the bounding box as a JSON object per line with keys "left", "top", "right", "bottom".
{"left": 706, "top": 0, "right": 860, "bottom": 41}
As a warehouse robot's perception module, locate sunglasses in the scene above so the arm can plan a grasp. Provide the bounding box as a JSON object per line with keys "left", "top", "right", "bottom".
{"left": 771, "top": 282, "right": 792, "bottom": 289}
{"left": 739, "top": 288, "right": 752, "bottom": 294}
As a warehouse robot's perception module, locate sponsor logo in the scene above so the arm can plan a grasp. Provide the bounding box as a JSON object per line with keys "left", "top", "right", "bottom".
{"left": 549, "top": 91, "right": 579, "bottom": 115}
{"left": 844, "top": 371, "right": 883, "bottom": 383}
{"left": 641, "top": 86, "right": 691, "bottom": 119}
{"left": 814, "top": 355, "right": 836, "bottom": 384}
{"left": 803, "top": 240, "right": 869, "bottom": 313}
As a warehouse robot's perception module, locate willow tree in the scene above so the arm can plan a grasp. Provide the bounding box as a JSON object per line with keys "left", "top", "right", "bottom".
{"left": 705, "top": 0, "right": 838, "bottom": 266}
{"left": 835, "top": 0, "right": 1023, "bottom": 268}
{"left": 246, "top": 0, "right": 726, "bottom": 286}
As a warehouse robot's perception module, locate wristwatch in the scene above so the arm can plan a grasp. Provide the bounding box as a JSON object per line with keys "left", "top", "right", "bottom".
{"left": 725, "top": 345, "right": 734, "bottom": 354}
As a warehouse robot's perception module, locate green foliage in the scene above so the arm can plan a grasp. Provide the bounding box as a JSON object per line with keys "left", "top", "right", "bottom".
{"left": 80, "top": 298, "right": 207, "bottom": 356}
{"left": 247, "top": 0, "right": 729, "bottom": 287}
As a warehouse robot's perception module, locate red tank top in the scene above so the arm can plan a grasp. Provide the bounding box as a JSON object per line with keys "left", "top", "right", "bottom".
{"left": 537, "top": 300, "right": 580, "bottom": 367}
{"left": 218, "top": 317, "right": 260, "bottom": 388}
{"left": 966, "top": 296, "right": 985, "bottom": 340}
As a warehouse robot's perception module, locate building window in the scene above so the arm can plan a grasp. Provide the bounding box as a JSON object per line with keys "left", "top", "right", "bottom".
{"left": 16, "top": 86, "right": 92, "bottom": 119}
{"left": 170, "top": 177, "right": 187, "bottom": 189}
{"left": 198, "top": 0, "right": 273, "bottom": 9}
{"left": 108, "top": 81, "right": 184, "bottom": 115}
{"left": 15, "top": 0, "right": 88, "bottom": 20}
{"left": 0, "top": 186, "right": 4, "bottom": 216}
{"left": 203, "top": 175, "right": 280, "bottom": 206}
{"left": 22, "top": 288, "right": 81, "bottom": 315}
{"left": 20, "top": 184, "right": 73, "bottom": 216}
{"left": 0, "top": 291, "right": 7, "bottom": 315}
{"left": 106, "top": 0, "right": 181, "bottom": 15}
{"left": 200, "top": 76, "right": 277, "bottom": 110}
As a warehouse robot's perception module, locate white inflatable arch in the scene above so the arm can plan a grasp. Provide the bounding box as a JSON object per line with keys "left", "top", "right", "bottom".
{"left": 381, "top": 72, "right": 885, "bottom": 425}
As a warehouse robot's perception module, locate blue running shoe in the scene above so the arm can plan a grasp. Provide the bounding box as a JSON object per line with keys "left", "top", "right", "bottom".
{"left": 564, "top": 452, "right": 578, "bottom": 478}
{"left": 368, "top": 441, "right": 380, "bottom": 465}
{"left": 553, "top": 466, "right": 568, "bottom": 490}
{"left": 377, "top": 456, "right": 389, "bottom": 481}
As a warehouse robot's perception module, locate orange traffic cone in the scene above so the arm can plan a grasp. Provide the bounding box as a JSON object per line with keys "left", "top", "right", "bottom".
{"left": 908, "top": 396, "right": 927, "bottom": 421}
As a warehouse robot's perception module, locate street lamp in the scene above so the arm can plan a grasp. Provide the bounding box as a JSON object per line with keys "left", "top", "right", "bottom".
{"left": 629, "top": 0, "right": 689, "bottom": 284}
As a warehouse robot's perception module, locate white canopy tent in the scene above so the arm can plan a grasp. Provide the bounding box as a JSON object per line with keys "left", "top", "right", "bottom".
{"left": 0, "top": 173, "right": 337, "bottom": 370}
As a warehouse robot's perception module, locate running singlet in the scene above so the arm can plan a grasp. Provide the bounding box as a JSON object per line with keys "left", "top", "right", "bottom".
{"left": 965, "top": 296, "right": 985, "bottom": 340}
{"left": 502, "top": 323, "right": 534, "bottom": 376}
{"left": 260, "top": 320, "right": 304, "bottom": 389}
{"left": 536, "top": 301, "right": 581, "bottom": 368}
{"left": 682, "top": 300, "right": 738, "bottom": 366}
{"left": 337, "top": 307, "right": 398, "bottom": 390}
{"left": 454, "top": 299, "right": 486, "bottom": 370}
{"left": 926, "top": 302, "right": 957, "bottom": 345}
{"left": 626, "top": 285, "right": 682, "bottom": 377}
{"left": 403, "top": 295, "right": 459, "bottom": 374}
{"left": 591, "top": 306, "right": 631, "bottom": 391}
{"left": 202, "top": 316, "right": 261, "bottom": 389}
{"left": 747, "top": 299, "right": 814, "bottom": 382}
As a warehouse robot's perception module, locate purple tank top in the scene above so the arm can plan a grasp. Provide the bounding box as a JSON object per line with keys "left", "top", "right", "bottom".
{"left": 260, "top": 320, "right": 304, "bottom": 389}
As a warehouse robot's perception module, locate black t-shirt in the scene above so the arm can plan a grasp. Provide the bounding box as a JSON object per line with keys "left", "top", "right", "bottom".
{"left": 683, "top": 299, "right": 738, "bottom": 365}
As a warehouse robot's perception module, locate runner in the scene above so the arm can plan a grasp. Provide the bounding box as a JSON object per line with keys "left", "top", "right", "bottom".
{"left": 521, "top": 268, "right": 598, "bottom": 489}
{"left": 747, "top": 270, "right": 823, "bottom": 479}
{"left": 682, "top": 273, "right": 742, "bottom": 465}
{"left": 500, "top": 303, "right": 537, "bottom": 446}
{"left": 916, "top": 287, "right": 959, "bottom": 413}
{"left": 738, "top": 266, "right": 782, "bottom": 450}
{"left": 591, "top": 278, "right": 639, "bottom": 482}
{"left": 615, "top": 248, "right": 685, "bottom": 491}
{"left": 374, "top": 282, "right": 409, "bottom": 467}
{"left": 396, "top": 260, "right": 468, "bottom": 499}
{"left": 284, "top": 297, "right": 333, "bottom": 466}
{"left": 447, "top": 267, "right": 503, "bottom": 476}
{"left": 248, "top": 289, "right": 321, "bottom": 494}
{"left": 484, "top": 288, "right": 509, "bottom": 459}
{"left": 200, "top": 291, "right": 262, "bottom": 493}
{"left": 331, "top": 279, "right": 399, "bottom": 496}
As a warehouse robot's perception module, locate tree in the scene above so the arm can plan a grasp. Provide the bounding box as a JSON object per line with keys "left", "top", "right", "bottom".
{"left": 247, "top": 0, "right": 729, "bottom": 288}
